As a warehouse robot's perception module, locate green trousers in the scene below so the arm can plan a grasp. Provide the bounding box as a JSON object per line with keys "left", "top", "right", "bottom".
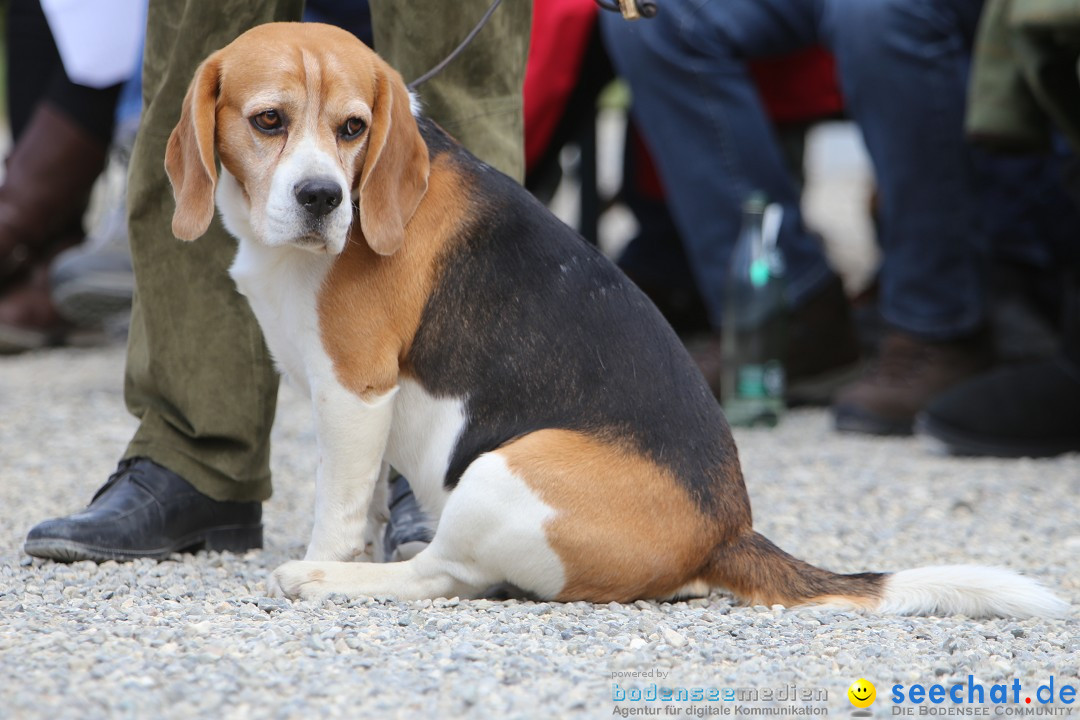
{"left": 123, "top": 0, "right": 531, "bottom": 501}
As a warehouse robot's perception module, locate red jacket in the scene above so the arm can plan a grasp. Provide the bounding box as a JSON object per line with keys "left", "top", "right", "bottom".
{"left": 523, "top": 0, "right": 844, "bottom": 172}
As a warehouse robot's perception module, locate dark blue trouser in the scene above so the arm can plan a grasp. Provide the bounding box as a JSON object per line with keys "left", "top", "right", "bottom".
{"left": 601, "top": 0, "right": 986, "bottom": 339}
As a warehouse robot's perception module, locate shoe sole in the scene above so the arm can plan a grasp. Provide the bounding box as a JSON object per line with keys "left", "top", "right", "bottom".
{"left": 915, "top": 414, "right": 1079, "bottom": 459}
{"left": 23, "top": 524, "right": 263, "bottom": 562}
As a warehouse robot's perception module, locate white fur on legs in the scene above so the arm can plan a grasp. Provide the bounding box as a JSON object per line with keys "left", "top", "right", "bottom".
{"left": 363, "top": 463, "right": 392, "bottom": 563}
{"left": 420, "top": 451, "right": 566, "bottom": 599}
{"left": 272, "top": 551, "right": 481, "bottom": 601}
{"left": 274, "top": 451, "right": 568, "bottom": 602}
{"left": 303, "top": 386, "right": 398, "bottom": 562}
{"left": 876, "top": 565, "right": 1069, "bottom": 618}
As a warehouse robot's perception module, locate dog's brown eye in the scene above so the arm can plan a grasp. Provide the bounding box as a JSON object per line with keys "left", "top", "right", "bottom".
{"left": 251, "top": 110, "right": 283, "bottom": 133}
{"left": 340, "top": 117, "right": 366, "bottom": 140}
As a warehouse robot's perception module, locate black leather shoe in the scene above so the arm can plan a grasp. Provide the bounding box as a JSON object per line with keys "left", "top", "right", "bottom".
{"left": 382, "top": 473, "right": 433, "bottom": 562}
{"left": 916, "top": 356, "right": 1080, "bottom": 458}
{"left": 24, "top": 457, "right": 263, "bottom": 561}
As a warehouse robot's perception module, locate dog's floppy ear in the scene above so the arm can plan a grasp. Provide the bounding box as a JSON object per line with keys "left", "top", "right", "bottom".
{"left": 165, "top": 53, "right": 222, "bottom": 241}
{"left": 356, "top": 64, "right": 430, "bottom": 256}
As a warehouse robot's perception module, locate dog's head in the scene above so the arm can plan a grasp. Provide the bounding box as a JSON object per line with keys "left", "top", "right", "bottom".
{"left": 166, "top": 22, "right": 430, "bottom": 256}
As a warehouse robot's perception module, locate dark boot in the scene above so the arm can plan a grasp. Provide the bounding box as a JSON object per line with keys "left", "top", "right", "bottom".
{"left": 0, "top": 260, "right": 75, "bottom": 353}
{"left": 916, "top": 357, "right": 1080, "bottom": 457}
{"left": 833, "top": 329, "right": 994, "bottom": 436}
{"left": 916, "top": 276, "right": 1080, "bottom": 457}
{"left": 24, "top": 458, "right": 263, "bottom": 562}
{"left": 0, "top": 103, "right": 107, "bottom": 288}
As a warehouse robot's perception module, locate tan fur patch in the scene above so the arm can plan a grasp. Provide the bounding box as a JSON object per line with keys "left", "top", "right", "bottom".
{"left": 501, "top": 429, "right": 724, "bottom": 603}
{"left": 317, "top": 152, "right": 470, "bottom": 398}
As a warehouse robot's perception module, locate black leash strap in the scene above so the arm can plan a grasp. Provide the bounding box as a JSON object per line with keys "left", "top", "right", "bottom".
{"left": 407, "top": 0, "right": 505, "bottom": 91}
{"left": 407, "top": 0, "right": 656, "bottom": 91}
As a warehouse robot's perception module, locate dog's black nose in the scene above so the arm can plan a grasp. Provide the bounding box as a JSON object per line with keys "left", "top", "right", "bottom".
{"left": 295, "top": 179, "right": 343, "bottom": 218}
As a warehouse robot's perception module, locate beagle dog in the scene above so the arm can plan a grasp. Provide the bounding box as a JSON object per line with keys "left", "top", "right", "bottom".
{"left": 166, "top": 23, "right": 1065, "bottom": 617}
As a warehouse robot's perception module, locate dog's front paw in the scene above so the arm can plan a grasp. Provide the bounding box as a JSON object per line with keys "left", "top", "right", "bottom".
{"left": 266, "top": 569, "right": 288, "bottom": 599}
{"left": 272, "top": 560, "right": 335, "bottom": 601}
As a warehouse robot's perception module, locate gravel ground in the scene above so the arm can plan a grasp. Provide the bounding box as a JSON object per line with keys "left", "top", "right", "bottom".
{"left": 2, "top": 344, "right": 1078, "bottom": 720}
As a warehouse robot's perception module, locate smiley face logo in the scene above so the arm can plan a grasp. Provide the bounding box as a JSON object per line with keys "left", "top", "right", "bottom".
{"left": 848, "top": 679, "right": 876, "bottom": 708}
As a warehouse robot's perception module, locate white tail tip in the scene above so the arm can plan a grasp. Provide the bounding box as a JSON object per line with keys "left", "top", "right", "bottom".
{"left": 876, "top": 565, "right": 1069, "bottom": 618}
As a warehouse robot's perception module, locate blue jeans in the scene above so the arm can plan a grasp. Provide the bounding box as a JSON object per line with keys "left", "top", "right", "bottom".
{"left": 601, "top": 0, "right": 986, "bottom": 339}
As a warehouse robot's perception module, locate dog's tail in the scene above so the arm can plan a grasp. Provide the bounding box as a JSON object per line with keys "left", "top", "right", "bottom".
{"left": 704, "top": 531, "right": 1067, "bottom": 618}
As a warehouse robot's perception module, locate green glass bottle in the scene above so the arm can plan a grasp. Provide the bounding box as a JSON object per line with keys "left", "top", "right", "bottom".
{"left": 720, "top": 193, "right": 787, "bottom": 427}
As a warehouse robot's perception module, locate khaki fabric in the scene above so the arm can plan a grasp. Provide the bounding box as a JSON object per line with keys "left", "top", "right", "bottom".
{"left": 122, "top": 1, "right": 529, "bottom": 501}
{"left": 371, "top": 0, "right": 532, "bottom": 182}
{"left": 122, "top": 0, "right": 304, "bottom": 501}
{"left": 967, "top": 0, "right": 1080, "bottom": 150}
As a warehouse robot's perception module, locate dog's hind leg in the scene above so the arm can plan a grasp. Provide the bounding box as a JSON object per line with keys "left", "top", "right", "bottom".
{"left": 273, "top": 449, "right": 568, "bottom": 601}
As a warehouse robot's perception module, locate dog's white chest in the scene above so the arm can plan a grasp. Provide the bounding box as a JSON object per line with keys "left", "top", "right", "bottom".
{"left": 229, "top": 238, "right": 467, "bottom": 527}
{"left": 229, "top": 239, "right": 334, "bottom": 394}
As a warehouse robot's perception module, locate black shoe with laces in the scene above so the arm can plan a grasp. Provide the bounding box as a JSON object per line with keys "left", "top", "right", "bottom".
{"left": 23, "top": 457, "right": 263, "bottom": 562}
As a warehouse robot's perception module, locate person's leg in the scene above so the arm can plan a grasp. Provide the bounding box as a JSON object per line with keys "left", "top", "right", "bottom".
{"left": 917, "top": 273, "right": 1080, "bottom": 457}
{"left": 25, "top": 0, "right": 304, "bottom": 562}
{"left": 122, "top": 0, "right": 304, "bottom": 501}
{"left": 0, "top": 95, "right": 111, "bottom": 350}
{"left": 825, "top": 0, "right": 987, "bottom": 339}
{"left": 599, "top": 0, "right": 833, "bottom": 326}
{"left": 5, "top": 0, "right": 62, "bottom": 140}
{"left": 0, "top": 1, "right": 119, "bottom": 348}
{"left": 824, "top": 0, "right": 993, "bottom": 435}
{"left": 49, "top": 58, "right": 144, "bottom": 334}
{"left": 600, "top": 0, "right": 859, "bottom": 399}
{"left": 370, "top": 0, "right": 531, "bottom": 182}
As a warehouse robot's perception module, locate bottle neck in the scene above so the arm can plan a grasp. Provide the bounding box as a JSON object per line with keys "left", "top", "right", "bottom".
{"left": 739, "top": 208, "right": 770, "bottom": 287}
